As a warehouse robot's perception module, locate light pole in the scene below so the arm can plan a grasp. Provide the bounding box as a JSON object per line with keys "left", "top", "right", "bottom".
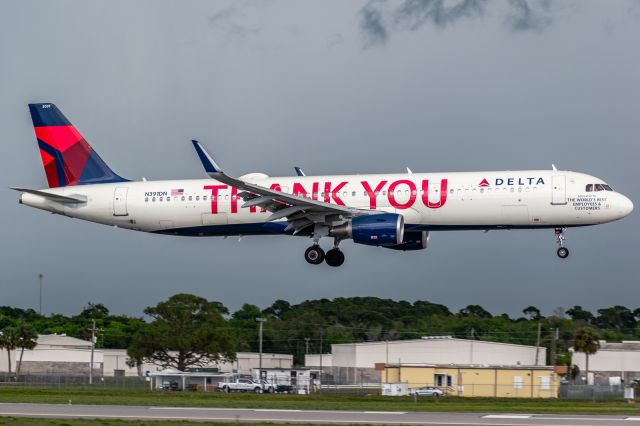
{"left": 38, "top": 273, "right": 43, "bottom": 315}
{"left": 256, "top": 318, "right": 266, "bottom": 377}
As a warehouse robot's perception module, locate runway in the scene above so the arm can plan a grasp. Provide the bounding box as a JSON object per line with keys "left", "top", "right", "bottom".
{"left": 1, "top": 403, "right": 639, "bottom": 425}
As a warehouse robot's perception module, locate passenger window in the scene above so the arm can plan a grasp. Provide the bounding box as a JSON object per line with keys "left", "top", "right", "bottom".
{"left": 152, "top": 197, "right": 156, "bottom": 202}
{"left": 188, "top": 196, "right": 192, "bottom": 201}
{"left": 196, "top": 196, "right": 199, "bottom": 201}
{"left": 510, "top": 188, "right": 514, "bottom": 193}
{"left": 382, "top": 190, "right": 387, "bottom": 196}
{"left": 167, "top": 197, "right": 170, "bottom": 202}
{"left": 159, "top": 197, "right": 163, "bottom": 202}
{"left": 145, "top": 197, "right": 149, "bottom": 202}
{"left": 449, "top": 189, "right": 454, "bottom": 194}
{"left": 351, "top": 191, "right": 355, "bottom": 197}
{"left": 181, "top": 196, "right": 185, "bottom": 201}
{"left": 586, "top": 184, "right": 593, "bottom": 192}
{"left": 480, "top": 188, "right": 484, "bottom": 193}
{"left": 411, "top": 190, "right": 417, "bottom": 196}
{"left": 203, "top": 196, "right": 207, "bottom": 201}
{"left": 225, "top": 195, "right": 229, "bottom": 200}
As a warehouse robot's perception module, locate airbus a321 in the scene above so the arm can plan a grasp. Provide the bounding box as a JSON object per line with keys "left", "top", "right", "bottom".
{"left": 14, "top": 104, "right": 633, "bottom": 267}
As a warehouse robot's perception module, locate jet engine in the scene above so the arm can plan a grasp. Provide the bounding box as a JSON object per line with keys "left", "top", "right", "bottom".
{"left": 330, "top": 213, "right": 404, "bottom": 247}
{"left": 384, "top": 231, "right": 430, "bottom": 251}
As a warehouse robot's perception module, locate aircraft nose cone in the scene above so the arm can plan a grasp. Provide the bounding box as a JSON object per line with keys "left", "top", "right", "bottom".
{"left": 619, "top": 195, "right": 634, "bottom": 218}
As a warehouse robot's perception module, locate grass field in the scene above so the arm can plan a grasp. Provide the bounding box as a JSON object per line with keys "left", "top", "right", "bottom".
{"left": 0, "top": 387, "right": 639, "bottom": 415}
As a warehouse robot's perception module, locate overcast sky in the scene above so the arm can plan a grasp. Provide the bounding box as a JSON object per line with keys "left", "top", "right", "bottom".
{"left": 1, "top": 0, "right": 638, "bottom": 319}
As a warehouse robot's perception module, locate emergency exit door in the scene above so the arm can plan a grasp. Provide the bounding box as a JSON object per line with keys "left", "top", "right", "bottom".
{"left": 113, "top": 187, "right": 128, "bottom": 216}
{"left": 551, "top": 175, "right": 567, "bottom": 205}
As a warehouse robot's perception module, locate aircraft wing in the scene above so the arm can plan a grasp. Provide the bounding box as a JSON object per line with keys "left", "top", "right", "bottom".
{"left": 191, "top": 140, "right": 369, "bottom": 233}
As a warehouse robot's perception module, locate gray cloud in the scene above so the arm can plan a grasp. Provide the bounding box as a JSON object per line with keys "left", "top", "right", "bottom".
{"left": 359, "top": 0, "right": 557, "bottom": 46}
{"left": 360, "top": 0, "right": 389, "bottom": 46}
{"left": 208, "top": 4, "right": 261, "bottom": 42}
{"left": 505, "top": 0, "right": 552, "bottom": 32}
{"left": 394, "top": 0, "right": 487, "bottom": 31}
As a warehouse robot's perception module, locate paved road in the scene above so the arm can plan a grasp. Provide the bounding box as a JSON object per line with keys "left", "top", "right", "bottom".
{"left": 1, "top": 403, "right": 639, "bottom": 425}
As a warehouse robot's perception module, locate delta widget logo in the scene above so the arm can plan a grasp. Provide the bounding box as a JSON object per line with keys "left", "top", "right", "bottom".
{"left": 478, "top": 179, "right": 490, "bottom": 187}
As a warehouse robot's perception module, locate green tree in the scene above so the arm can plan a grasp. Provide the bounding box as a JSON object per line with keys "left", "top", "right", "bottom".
{"left": 0, "top": 327, "right": 20, "bottom": 375}
{"left": 14, "top": 321, "right": 38, "bottom": 376}
{"left": 127, "top": 294, "right": 236, "bottom": 371}
{"left": 523, "top": 306, "right": 542, "bottom": 321}
{"left": 573, "top": 328, "right": 600, "bottom": 383}
{"left": 565, "top": 306, "right": 595, "bottom": 323}
{"left": 595, "top": 306, "right": 636, "bottom": 332}
{"left": 459, "top": 305, "right": 492, "bottom": 318}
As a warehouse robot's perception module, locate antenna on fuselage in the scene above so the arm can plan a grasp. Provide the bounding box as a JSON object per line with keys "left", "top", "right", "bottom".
{"left": 551, "top": 164, "right": 557, "bottom": 172}
{"left": 406, "top": 167, "right": 413, "bottom": 174}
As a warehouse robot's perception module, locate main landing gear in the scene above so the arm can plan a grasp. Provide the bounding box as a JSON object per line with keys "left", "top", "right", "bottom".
{"left": 555, "top": 228, "right": 569, "bottom": 259}
{"left": 304, "top": 244, "right": 345, "bottom": 267}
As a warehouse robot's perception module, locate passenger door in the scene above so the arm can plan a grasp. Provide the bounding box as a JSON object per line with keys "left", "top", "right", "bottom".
{"left": 551, "top": 175, "right": 567, "bottom": 205}
{"left": 113, "top": 187, "right": 128, "bottom": 216}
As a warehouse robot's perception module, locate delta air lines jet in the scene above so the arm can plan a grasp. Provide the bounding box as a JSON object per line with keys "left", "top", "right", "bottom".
{"left": 13, "top": 104, "right": 634, "bottom": 267}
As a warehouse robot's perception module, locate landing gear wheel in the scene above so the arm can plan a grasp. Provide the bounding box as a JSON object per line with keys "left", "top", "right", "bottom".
{"left": 325, "top": 248, "right": 345, "bottom": 267}
{"left": 304, "top": 246, "right": 325, "bottom": 265}
{"left": 554, "top": 228, "right": 569, "bottom": 259}
{"left": 557, "top": 247, "right": 569, "bottom": 259}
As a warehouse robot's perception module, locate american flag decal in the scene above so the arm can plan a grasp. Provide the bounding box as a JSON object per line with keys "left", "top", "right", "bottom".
{"left": 171, "top": 188, "right": 184, "bottom": 196}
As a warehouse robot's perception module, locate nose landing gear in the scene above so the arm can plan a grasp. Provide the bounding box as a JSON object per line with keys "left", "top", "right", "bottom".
{"left": 555, "top": 228, "right": 569, "bottom": 259}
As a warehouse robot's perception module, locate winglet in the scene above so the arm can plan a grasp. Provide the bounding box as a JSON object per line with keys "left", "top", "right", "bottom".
{"left": 294, "top": 166, "right": 305, "bottom": 177}
{"left": 191, "top": 140, "right": 223, "bottom": 176}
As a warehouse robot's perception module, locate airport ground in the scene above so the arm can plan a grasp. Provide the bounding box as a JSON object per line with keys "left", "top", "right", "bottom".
{"left": 0, "top": 387, "right": 639, "bottom": 415}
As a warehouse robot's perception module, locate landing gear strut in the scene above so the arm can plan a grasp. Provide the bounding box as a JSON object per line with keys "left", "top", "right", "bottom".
{"left": 304, "top": 245, "right": 325, "bottom": 265}
{"left": 555, "top": 228, "right": 569, "bottom": 259}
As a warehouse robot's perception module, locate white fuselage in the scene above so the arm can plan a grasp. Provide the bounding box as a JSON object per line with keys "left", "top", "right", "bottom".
{"left": 19, "top": 170, "right": 633, "bottom": 236}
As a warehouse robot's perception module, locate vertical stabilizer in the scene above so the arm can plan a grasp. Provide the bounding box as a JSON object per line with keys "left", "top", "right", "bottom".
{"left": 28, "top": 103, "right": 127, "bottom": 187}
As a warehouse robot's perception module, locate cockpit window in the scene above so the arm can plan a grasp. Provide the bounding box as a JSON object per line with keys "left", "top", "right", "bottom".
{"left": 586, "top": 183, "right": 613, "bottom": 192}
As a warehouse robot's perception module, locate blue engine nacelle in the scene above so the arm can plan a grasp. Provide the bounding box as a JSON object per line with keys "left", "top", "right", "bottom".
{"left": 384, "top": 231, "right": 430, "bottom": 251}
{"left": 330, "top": 213, "right": 404, "bottom": 247}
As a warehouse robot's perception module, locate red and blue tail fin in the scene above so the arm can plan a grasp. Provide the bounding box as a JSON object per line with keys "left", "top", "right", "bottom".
{"left": 29, "top": 103, "right": 127, "bottom": 188}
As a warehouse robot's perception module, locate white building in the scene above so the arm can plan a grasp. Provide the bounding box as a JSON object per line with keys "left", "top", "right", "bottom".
{"left": 0, "top": 334, "right": 100, "bottom": 375}
{"left": 0, "top": 334, "right": 293, "bottom": 377}
{"left": 571, "top": 341, "right": 640, "bottom": 385}
{"left": 306, "top": 337, "right": 546, "bottom": 369}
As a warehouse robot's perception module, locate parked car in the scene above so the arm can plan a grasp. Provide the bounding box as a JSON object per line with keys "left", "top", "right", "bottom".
{"left": 218, "top": 378, "right": 265, "bottom": 393}
{"left": 410, "top": 386, "right": 446, "bottom": 397}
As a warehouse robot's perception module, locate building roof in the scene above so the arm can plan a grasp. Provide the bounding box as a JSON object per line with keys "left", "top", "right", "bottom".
{"left": 37, "top": 334, "right": 92, "bottom": 348}
{"left": 598, "top": 341, "right": 640, "bottom": 351}
{"left": 384, "top": 363, "right": 554, "bottom": 370}
{"left": 332, "top": 337, "right": 541, "bottom": 350}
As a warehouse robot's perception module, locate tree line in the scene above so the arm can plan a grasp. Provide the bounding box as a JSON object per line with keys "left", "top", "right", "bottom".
{"left": 1, "top": 295, "right": 637, "bottom": 372}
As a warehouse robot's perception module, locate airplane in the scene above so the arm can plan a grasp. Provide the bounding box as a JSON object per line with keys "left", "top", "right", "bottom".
{"left": 13, "top": 103, "right": 634, "bottom": 267}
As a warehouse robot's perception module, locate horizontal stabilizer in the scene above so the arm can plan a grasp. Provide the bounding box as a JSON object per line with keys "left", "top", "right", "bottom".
{"left": 10, "top": 187, "right": 86, "bottom": 204}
